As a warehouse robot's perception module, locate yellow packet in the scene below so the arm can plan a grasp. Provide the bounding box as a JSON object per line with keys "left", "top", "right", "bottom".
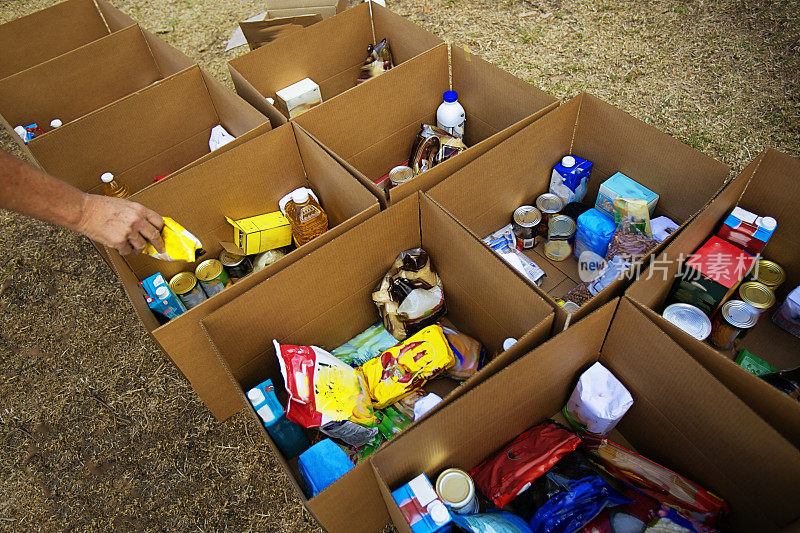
{"left": 359, "top": 325, "right": 455, "bottom": 409}
{"left": 142, "top": 217, "right": 203, "bottom": 262}
{"left": 613, "top": 198, "right": 652, "bottom": 237}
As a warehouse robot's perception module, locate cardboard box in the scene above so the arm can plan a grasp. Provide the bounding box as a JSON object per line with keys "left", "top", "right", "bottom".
{"left": 104, "top": 123, "right": 380, "bottom": 421}
{"left": 275, "top": 77, "right": 323, "bottom": 119}
{"left": 200, "top": 192, "right": 556, "bottom": 532}
{"left": 371, "top": 298, "right": 800, "bottom": 531}
{"left": 0, "top": 0, "right": 133, "bottom": 80}
{"left": 626, "top": 148, "right": 800, "bottom": 447}
{"left": 426, "top": 92, "right": 731, "bottom": 330}
{"left": 0, "top": 25, "right": 195, "bottom": 160}
{"left": 228, "top": 1, "right": 445, "bottom": 126}
{"left": 294, "top": 43, "right": 559, "bottom": 206}
{"left": 25, "top": 65, "right": 270, "bottom": 195}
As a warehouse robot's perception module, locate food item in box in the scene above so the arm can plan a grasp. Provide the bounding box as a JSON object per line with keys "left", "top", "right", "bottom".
{"left": 392, "top": 473, "right": 453, "bottom": 533}
{"left": 483, "top": 225, "right": 546, "bottom": 286}
{"left": 773, "top": 285, "right": 800, "bottom": 338}
{"left": 331, "top": 322, "right": 399, "bottom": 367}
{"left": 297, "top": 439, "right": 354, "bottom": 497}
{"left": 452, "top": 512, "right": 533, "bottom": 533}
{"left": 409, "top": 124, "right": 468, "bottom": 175}
{"left": 469, "top": 420, "right": 581, "bottom": 508}
{"left": 357, "top": 38, "right": 393, "bottom": 83}
{"left": 440, "top": 323, "right": 485, "bottom": 381}
{"left": 142, "top": 217, "right": 203, "bottom": 262}
{"left": 613, "top": 198, "right": 652, "bottom": 237}
{"left": 595, "top": 172, "right": 659, "bottom": 218}
{"left": 760, "top": 367, "right": 800, "bottom": 400}
{"left": 101, "top": 172, "right": 130, "bottom": 198}
{"left": 275, "top": 77, "right": 322, "bottom": 119}
{"left": 246, "top": 379, "right": 309, "bottom": 459}
{"left": 550, "top": 155, "right": 593, "bottom": 205}
{"left": 734, "top": 348, "right": 777, "bottom": 376}
{"left": 14, "top": 123, "right": 44, "bottom": 144}
{"left": 169, "top": 272, "right": 207, "bottom": 310}
{"left": 319, "top": 418, "right": 378, "bottom": 447}
{"left": 436, "top": 468, "right": 479, "bottom": 515}
{"left": 536, "top": 193, "right": 564, "bottom": 237}
{"left": 563, "top": 362, "right": 633, "bottom": 436}
{"left": 738, "top": 281, "right": 775, "bottom": 316}
{"left": 208, "top": 124, "right": 235, "bottom": 151}
{"left": 280, "top": 187, "right": 328, "bottom": 246}
{"left": 716, "top": 206, "right": 776, "bottom": 256}
{"left": 437, "top": 90, "right": 466, "bottom": 138}
{"left": 606, "top": 200, "right": 659, "bottom": 263}
{"left": 273, "top": 341, "right": 376, "bottom": 429}
{"left": 219, "top": 250, "right": 252, "bottom": 282}
{"left": 375, "top": 404, "right": 412, "bottom": 440}
{"left": 651, "top": 215, "right": 679, "bottom": 242}
{"left": 195, "top": 259, "right": 232, "bottom": 297}
{"left": 359, "top": 325, "right": 455, "bottom": 408}
{"left": 512, "top": 206, "right": 543, "bottom": 250}
{"left": 751, "top": 259, "right": 785, "bottom": 290}
{"left": 709, "top": 299, "right": 760, "bottom": 350}
{"left": 141, "top": 272, "right": 186, "bottom": 321}
{"left": 395, "top": 390, "right": 442, "bottom": 420}
{"left": 574, "top": 209, "right": 616, "bottom": 263}
{"left": 389, "top": 165, "right": 415, "bottom": 188}
{"left": 252, "top": 248, "right": 287, "bottom": 273}
{"left": 662, "top": 303, "right": 712, "bottom": 341}
{"left": 373, "top": 248, "right": 446, "bottom": 341}
{"left": 226, "top": 211, "right": 292, "bottom": 255}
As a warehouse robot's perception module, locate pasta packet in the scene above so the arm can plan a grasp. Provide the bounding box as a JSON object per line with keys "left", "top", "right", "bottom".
{"left": 142, "top": 217, "right": 204, "bottom": 262}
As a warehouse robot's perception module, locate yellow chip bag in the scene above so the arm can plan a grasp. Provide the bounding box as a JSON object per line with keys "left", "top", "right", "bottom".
{"left": 142, "top": 217, "right": 204, "bottom": 262}
{"left": 359, "top": 325, "right": 455, "bottom": 409}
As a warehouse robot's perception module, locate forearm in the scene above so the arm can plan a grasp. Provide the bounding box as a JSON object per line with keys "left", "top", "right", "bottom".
{"left": 0, "top": 150, "right": 87, "bottom": 231}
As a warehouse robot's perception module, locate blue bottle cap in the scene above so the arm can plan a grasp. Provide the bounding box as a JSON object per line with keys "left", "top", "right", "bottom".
{"left": 443, "top": 90, "right": 458, "bottom": 103}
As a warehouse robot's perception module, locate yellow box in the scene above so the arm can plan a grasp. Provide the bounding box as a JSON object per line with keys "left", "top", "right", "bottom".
{"left": 226, "top": 211, "right": 292, "bottom": 254}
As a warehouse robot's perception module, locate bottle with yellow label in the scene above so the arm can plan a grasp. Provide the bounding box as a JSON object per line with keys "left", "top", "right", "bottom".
{"left": 284, "top": 188, "right": 328, "bottom": 246}
{"left": 100, "top": 172, "right": 130, "bottom": 199}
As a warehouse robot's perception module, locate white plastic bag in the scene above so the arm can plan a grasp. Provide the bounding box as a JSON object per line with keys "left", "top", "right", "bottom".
{"left": 565, "top": 362, "right": 633, "bottom": 435}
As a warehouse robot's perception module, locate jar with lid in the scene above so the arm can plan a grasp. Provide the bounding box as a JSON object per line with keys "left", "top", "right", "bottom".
{"left": 709, "top": 300, "right": 759, "bottom": 350}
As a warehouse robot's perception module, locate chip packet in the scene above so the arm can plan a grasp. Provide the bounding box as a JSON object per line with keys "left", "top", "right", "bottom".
{"left": 440, "top": 323, "right": 486, "bottom": 381}
{"left": 142, "top": 217, "right": 204, "bottom": 262}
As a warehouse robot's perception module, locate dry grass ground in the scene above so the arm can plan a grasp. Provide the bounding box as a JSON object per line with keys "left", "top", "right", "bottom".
{"left": 0, "top": 0, "right": 797, "bottom": 531}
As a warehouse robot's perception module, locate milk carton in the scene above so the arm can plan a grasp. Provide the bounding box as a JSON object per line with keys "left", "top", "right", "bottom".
{"left": 549, "top": 155, "right": 593, "bottom": 204}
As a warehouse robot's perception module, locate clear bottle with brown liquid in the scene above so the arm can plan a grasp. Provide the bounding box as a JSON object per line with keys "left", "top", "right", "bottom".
{"left": 101, "top": 172, "right": 130, "bottom": 199}
{"left": 284, "top": 188, "right": 328, "bottom": 246}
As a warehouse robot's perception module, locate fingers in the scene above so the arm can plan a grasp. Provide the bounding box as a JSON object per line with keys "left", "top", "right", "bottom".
{"left": 137, "top": 218, "right": 165, "bottom": 253}
{"left": 115, "top": 241, "right": 134, "bottom": 256}
{"left": 128, "top": 232, "right": 148, "bottom": 254}
{"left": 142, "top": 206, "right": 164, "bottom": 230}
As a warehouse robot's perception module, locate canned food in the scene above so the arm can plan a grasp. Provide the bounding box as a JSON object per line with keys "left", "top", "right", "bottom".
{"left": 536, "top": 193, "right": 564, "bottom": 236}
{"left": 512, "top": 206, "right": 542, "bottom": 250}
{"left": 195, "top": 259, "right": 231, "bottom": 297}
{"left": 548, "top": 214, "right": 577, "bottom": 240}
{"left": 709, "top": 300, "right": 759, "bottom": 350}
{"left": 544, "top": 238, "right": 572, "bottom": 261}
{"left": 389, "top": 165, "right": 414, "bottom": 188}
{"left": 219, "top": 251, "right": 252, "bottom": 282}
{"left": 169, "top": 272, "right": 207, "bottom": 310}
{"left": 436, "top": 468, "right": 479, "bottom": 515}
{"left": 738, "top": 281, "right": 775, "bottom": 315}
{"left": 751, "top": 260, "right": 785, "bottom": 290}
{"left": 663, "top": 303, "right": 712, "bottom": 341}
{"left": 561, "top": 300, "right": 580, "bottom": 313}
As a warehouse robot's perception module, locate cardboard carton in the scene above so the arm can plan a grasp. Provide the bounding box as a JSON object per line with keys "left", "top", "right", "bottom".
{"left": 225, "top": 212, "right": 292, "bottom": 255}
{"left": 427, "top": 92, "right": 731, "bottom": 330}
{"left": 104, "top": 123, "right": 380, "bottom": 421}
{"left": 626, "top": 148, "right": 800, "bottom": 447}
{"left": 372, "top": 298, "right": 800, "bottom": 532}
{"left": 0, "top": 25, "right": 195, "bottom": 160}
{"left": 228, "top": 1, "right": 445, "bottom": 126}
{"left": 25, "top": 65, "right": 270, "bottom": 196}
{"left": 200, "top": 192, "right": 556, "bottom": 532}
{"left": 294, "top": 43, "right": 559, "bottom": 206}
{"left": 0, "top": 0, "right": 132, "bottom": 80}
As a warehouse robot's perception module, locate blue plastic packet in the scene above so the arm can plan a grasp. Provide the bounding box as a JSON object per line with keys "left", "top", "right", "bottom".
{"left": 298, "top": 439, "right": 354, "bottom": 497}
{"left": 452, "top": 511, "right": 533, "bottom": 533}
{"left": 574, "top": 209, "right": 616, "bottom": 262}
{"left": 527, "top": 475, "right": 630, "bottom": 533}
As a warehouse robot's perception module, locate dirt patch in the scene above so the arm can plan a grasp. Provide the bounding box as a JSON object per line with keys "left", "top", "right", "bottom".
{"left": 0, "top": 0, "right": 797, "bottom": 531}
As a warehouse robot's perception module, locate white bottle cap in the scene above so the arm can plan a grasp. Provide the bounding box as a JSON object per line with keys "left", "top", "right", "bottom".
{"left": 561, "top": 155, "right": 576, "bottom": 167}
{"left": 13, "top": 126, "right": 26, "bottom": 138}
{"left": 291, "top": 188, "right": 309, "bottom": 204}
{"left": 502, "top": 338, "right": 518, "bottom": 351}
{"left": 50, "top": 119, "right": 62, "bottom": 128}
{"left": 155, "top": 286, "right": 170, "bottom": 299}
{"left": 427, "top": 500, "right": 450, "bottom": 525}
{"left": 756, "top": 216, "right": 777, "bottom": 231}
{"left": 101, "top": 172, "right": 115, "bottom": 183}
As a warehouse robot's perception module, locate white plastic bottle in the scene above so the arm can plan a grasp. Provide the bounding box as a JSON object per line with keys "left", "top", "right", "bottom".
{"left": 436, "top": 90, "right": 466, "bottom": 138}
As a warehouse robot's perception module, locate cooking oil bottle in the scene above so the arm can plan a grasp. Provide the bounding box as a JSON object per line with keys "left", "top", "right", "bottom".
{"left": 101, "top": 172, "right": 130, "bottom": 199}
{"left": 284, "top": 188, "right": 328, "bottom": 246}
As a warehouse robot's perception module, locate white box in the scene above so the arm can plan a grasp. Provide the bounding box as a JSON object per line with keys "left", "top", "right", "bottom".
{"left": 275, "top": 77, "right": 322, "bottom": 119}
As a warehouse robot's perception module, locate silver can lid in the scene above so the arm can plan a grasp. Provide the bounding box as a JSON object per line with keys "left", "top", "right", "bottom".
{"left": 536, "top": 193, "right": 564, "bottom": 214}
{"left": 721, "top": 300, "right": 759, "bottom": 329}
{"left": 513, "top": 206, "right": 542, "bottom": 227}
{"left": 662, "top": 303, "right": 712, "bottom": 341}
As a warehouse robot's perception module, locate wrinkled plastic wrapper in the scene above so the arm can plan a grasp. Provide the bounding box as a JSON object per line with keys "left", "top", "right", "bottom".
{"left": 373, "top": 248, "right": 446, "bottom": 341}
{"left": 358, "top": 325, "right": 455, "bottom": 408}
{"left": 469, "top": 420, "right": 582, "bottom": 509}
{"left": 613, "top": 198, "right": 652, "bottom": 237}
{"left": 563, "top": 362, "right": 633, "bottom": 436}
{"left": 452, "top": 511, "right": 534, "bottom": 533}
{"left": 142, "top": 217, "right": 204, "bottom": 262}
{"left": 582, "top": 435, "right": 728, "bottom": 528}
{"left": 409, "top": 124, "right": 468, "bottom": 175}
{"left": 441, "top": 323, "right": 486, "bottom": 380}
{"left": 252, "top": 248, "right": 287, "bottom": 273}
{"left": 357, "top": 38, "right": 393, "bottom": 83}
{"left": 209, "top": 124, "right": 235, "bottom": 151}
{"left": 484, "top": 225, "right": 546, "bottom": 286}
{"left": 273, "top": 341, "right": 376, "bottom": 429}
{"left": 331, "top": 322, "right": 399, "bottom": 367}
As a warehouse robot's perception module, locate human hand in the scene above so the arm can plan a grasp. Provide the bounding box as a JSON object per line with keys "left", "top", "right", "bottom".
{"left": 76, "top": 195, "right": 165, "bottom": 255}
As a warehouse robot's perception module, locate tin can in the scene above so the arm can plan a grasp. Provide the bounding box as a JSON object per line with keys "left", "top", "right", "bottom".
{"left": 544, "top": 239, "right": 572, "bottom": 261}
{"left": 219, "top": 251, "right": 252, "bottom": 282}
{"left": 709, "top": 300, "right": 759, "bottom": 350}
{"left": 662, "top": 303, "right": 712, "bottom": 341}
{"left": 195, "top": 259, "right": 231, "bottom": 297}
{"left": 535, "top": 193, "right": 564, "bottom": 236}
{"left": 512, "top": 206, "right": 542, "bottom": 250}
{"left": 389, "top": 165, "right": 414, "bottom": 188}
{"left": 751, "top": 259, "right": 785, "bottom": 290}
{"left": 738, "top": 281, "right": 775, "bottom": 316}
{"left": 436, "top": 468, "right": 479, "bottom": 515}
{"left": 169, "top": 272, "right": 207, "bottom": 310}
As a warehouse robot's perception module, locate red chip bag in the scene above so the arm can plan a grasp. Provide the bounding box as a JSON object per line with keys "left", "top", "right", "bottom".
{"left": 469, "top": 420, "right": 582, "bottom": 508}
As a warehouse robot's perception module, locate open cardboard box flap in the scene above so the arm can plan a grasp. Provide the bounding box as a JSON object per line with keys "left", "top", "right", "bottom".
{"left": 427, "top": 92, "right": 731, "bottom": 330}
{"left": 200, "top": 192, "right": 556, "bottom": 532}
{"left": 105, "top": 123, "right": 379, "bottom": 420}
{"left": 229, "top": 1, "right": 444, "bottom": 127}
{"left": 626, "top": 148, "right": 800, "bottom": 447}
{"left": 371, "top": 298, "right": 800, "bottom": 532}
